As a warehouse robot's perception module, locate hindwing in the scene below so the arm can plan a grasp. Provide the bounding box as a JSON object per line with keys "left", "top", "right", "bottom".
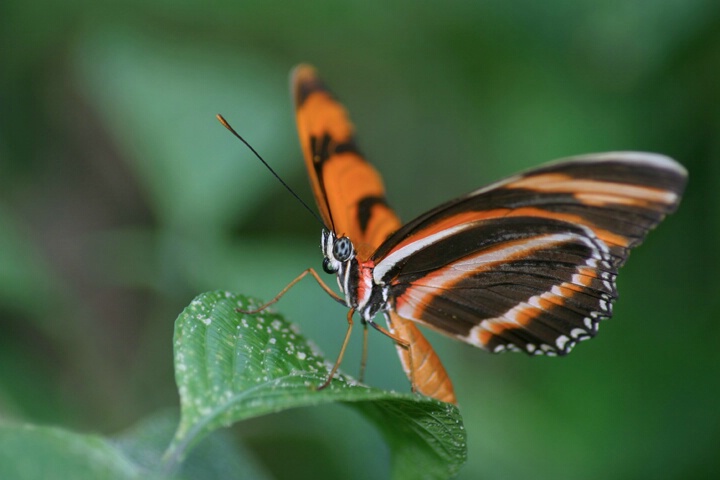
{"left": 372, "top": 153, "right": 687, "bottom": 356}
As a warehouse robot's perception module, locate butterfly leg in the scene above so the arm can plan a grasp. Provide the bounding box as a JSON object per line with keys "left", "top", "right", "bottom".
{"left": 358, "top": 320, "right": 369, "bottom": 383}
{"left": 366, "top": 319, "right": 411, "bottom": 348}
{"left": 366, "top": 319, "right": 416, "bottom": 393}
{"left": 237, "top": 268, "right": 346, "bottom": 314}
{"left": 317, "top": 308, "right": 356, "bottom": 390}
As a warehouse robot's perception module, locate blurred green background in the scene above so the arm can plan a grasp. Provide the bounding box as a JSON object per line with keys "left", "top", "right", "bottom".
{"left": 1, "top": 0, "right": 717, "bottom": 478}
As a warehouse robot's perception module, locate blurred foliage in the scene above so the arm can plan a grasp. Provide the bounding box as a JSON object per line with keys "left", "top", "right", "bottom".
{"left": 1, "top": 0, "right": 718, "bottom": 478}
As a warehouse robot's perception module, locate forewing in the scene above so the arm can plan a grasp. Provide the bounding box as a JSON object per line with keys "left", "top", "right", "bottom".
{"left": 373, "top": 152, "right": 687, "bottom": 356}
{"left": 292, "top": 65, "right": 399, "bottom": 259}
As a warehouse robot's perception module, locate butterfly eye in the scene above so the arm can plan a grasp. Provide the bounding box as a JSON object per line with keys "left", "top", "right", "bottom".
{"left": 333, "top": 237, "right": 353, "bottom": 262}
{"left": 322, "top": 257, "right": 337, "bottom": 274}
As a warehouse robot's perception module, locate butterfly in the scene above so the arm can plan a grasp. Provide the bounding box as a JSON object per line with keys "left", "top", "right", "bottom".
{"left": 230, "top": 65, "right": 687, "bottom": 405}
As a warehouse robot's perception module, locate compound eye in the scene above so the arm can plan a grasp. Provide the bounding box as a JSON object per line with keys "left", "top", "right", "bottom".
{"left": 333, "top": 237, "right": 353, "bottom": 262}
{"left": 322, "top": 257, "right": 337, "bottom": 274}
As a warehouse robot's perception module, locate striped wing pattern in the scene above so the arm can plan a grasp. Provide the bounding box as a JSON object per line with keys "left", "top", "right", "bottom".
{"left": 373, "top": 154, "right": 687, "bottom": 356}
{"left": 292, "top": 65, "right": 457, "bottom": 403}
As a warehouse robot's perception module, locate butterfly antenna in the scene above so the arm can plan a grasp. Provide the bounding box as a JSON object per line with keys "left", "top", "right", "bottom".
{"left": 217, "top": 114, "right": 326, "bottom": 229}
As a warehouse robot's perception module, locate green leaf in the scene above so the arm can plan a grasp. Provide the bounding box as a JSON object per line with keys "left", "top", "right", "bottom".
{"left": 0, "top": 412, "right": 271, "bottom": 480}
{"left": 164, "top": 291, "right": 467, "bottom": 479}
{"left": 114, "top": 410, "right": 272, "bottom": 480}
{"left": 0, "top": 423, "right": 148, "bottom": 480}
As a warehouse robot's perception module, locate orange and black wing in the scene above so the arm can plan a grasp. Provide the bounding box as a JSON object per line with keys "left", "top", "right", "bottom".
{"left": 372, "top": 153, "right": 687, "bottom": 356}
{"left": 292, "top": 64, "right": 456, "bottom": 403}
{"left": 292, "top": 64, "right": 398, "bottom": 260}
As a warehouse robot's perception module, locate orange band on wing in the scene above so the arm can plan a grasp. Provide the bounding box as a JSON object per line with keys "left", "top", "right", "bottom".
{"left": 387, "top": 206, "right": 631, "bottom": 258}
{"left": 506, "top": 173, "right": 679, "bottom": 205}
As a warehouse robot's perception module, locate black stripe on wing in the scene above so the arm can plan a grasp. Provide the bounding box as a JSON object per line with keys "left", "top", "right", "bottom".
{"left": 389, "top": 217, "right": 616, "bottom": 355}
{"left": 376, "top": 152, "right": 686, "bottom": 356}
{"left": 373, "top": 153, "right": 687, "bottom": 270}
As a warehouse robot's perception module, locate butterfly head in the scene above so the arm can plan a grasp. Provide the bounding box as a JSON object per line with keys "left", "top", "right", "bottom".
{"left": 321, "top": 229, "right": 355, "bottom": 275}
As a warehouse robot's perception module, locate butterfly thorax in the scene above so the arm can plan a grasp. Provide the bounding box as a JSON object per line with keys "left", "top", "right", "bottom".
{"left": 320, "top": 229, "right": 389, "bottom": 321}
